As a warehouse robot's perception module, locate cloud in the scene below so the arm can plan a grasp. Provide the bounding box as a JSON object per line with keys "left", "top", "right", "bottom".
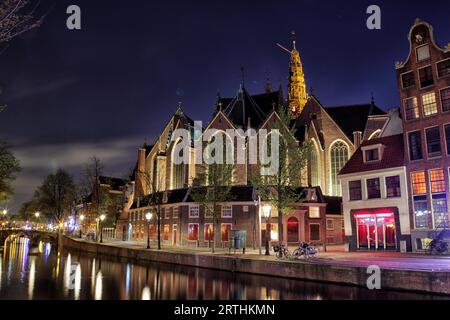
{"left": 7, "top": 136, "right": 145, "bottom": 212}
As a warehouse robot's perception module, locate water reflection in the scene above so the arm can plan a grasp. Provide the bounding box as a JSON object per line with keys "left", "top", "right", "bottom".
{"left": 0, "top": 236, "right": 449, "bottom": 300}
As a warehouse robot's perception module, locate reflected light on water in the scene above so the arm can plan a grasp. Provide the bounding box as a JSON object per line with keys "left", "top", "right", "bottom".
{"left": 125, "top": 263, "right": 131, "bottom": 297}
{"left": 95, "top": 271, "right": 103, "bottom": 300}
{"left": 28, "top": 257, "right": 36, "bottom": 300}
{"left": 63, "top": 253, "right": 72, "bottom": 297}
{"left": 91, "top": 258, "right": 96, "bottom": 295}
{"left": 74, "top": 264, "right": 81, "bottom": 300}
{"left": 142, "top": 286, "right": 151, "bottom": 300}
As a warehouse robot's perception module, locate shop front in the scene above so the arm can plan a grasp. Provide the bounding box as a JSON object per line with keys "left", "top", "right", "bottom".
{"left": 353, "top": 208, "right": 398, "bottom": 251}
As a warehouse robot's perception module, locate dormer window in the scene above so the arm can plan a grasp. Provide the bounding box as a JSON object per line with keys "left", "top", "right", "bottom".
{"left": 416, "top": 44, "right": 430, "bottom": 62}
{"left": 362, "top": 144, "right": 383, "bottom": 163}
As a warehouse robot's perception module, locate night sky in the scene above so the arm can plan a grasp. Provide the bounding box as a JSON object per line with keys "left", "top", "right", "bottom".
{"left": 1, "top": 0, "right": 449, "bottom": 212}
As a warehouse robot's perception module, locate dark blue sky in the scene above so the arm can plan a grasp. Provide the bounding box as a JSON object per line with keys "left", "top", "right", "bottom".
{"left": 1, "top": 0, "right": 449, "bottom": 211}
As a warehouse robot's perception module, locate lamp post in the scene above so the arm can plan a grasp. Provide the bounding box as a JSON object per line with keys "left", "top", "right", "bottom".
{"left": 79, "top": 214, "right": 85, "bottom": 238}
{"left": 254, "top": 196, "right": 262, "bottom": 255}
{"left": 34, "top": 212, "right": 40, "bottom": 230}
{"left": 262, "top": 204, "right": 271, "bottom": 256}
{"left": 99, "top": 214, "right": 106, "bottom": 243}
{"left": 145, "top": 212, "right": 153, "bottom": 249}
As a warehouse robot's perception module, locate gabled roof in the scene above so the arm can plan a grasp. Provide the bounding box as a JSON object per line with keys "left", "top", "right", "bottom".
{"left": 324, "top": 103, "right": 386, "bottom": 141}
{"left": 339, "top": 134, "right": 404, "bottom": 176}
{"left": 219, "top": 87, "right": 282, "bottom": 129}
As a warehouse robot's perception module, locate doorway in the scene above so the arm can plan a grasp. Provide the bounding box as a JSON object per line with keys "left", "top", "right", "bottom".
{"left": 173, "top": 224, "right": 177, "bottom": 246}
{"left": 287, "top": 217, "right": 299, "bottom": 243}
{"left": 355, "top": 212, "right": 397, "bottom": 250}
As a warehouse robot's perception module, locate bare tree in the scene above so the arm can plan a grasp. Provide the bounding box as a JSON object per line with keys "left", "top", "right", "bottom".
{"left": 0, "top": 0, "right": 44, "bottom": 47}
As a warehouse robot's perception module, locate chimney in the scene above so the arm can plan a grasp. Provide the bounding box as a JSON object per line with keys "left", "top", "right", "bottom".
{"left": 136, "top": 148, "right": 147, "bottom": 196}
{"left": 353, "top": 131, "right": 362, "bottom": 148}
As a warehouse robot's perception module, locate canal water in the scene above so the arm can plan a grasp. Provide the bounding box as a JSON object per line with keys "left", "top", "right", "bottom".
{"left": 0, "top": 237, "right": 448, "bottom": 300}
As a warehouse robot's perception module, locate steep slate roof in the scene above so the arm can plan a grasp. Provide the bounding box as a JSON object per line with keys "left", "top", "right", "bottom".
{"left": 339, "top": 134, "right": 404, "bottom": 176}
{"left": 324, "top": 103, "right": 386, "bottom": 141}
{"left": 98, "top": 176, "right": 127, "bottom": 191}
{"left": 219, "top": 87, "right": 282, "bottom": 129}
{"left": 323, "top": 196, "right": 342, "bottom": 215}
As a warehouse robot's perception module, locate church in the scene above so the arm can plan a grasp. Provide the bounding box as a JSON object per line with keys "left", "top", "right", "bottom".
{"left": 115, "top": 34, "right": 390, "bottom": 250}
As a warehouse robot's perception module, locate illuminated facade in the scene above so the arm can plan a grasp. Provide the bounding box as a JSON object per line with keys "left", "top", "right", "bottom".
{"left": 287, "top": 33, "right": 308, "bottom": 116}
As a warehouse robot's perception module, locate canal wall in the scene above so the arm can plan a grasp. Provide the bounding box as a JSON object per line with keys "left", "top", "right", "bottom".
{"left": 61, "top": 236, "right": 450, "bottom": 295}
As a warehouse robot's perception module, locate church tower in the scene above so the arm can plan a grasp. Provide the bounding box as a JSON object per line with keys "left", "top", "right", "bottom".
{"left": 287, "top": 32, "right": 307, "bottom": 117}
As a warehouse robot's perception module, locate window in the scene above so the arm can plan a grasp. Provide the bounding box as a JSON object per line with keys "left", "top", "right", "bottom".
{"left": 413, "top": 195, "right": 429, "bottom": 229}
{"left": 188, "top": 223, "right": 199, "bottom": 241}
{"left": 437, "top": 59, "right": 450, "bottom": 78}
{"left": 425, "top": 127, "right": 441, "bottom": 158}
{"left": 221, "top": 223, "right": 232, "bottom": 242}
{"left": 330, "top": 141, "right": 349, "bottom": 196}
{"left": 309, "top": 224, "right": 320, "bottom": 241}
{"left": 204, "top": 223, "right": 214, "bottom": 241}
{"left": 432, "top": 194, "right": 448, "bottom": 228}
{"left": 326, "top": 219, "right": 334, "bottom": 230}
{"left": 429, "top": 169, "right": 445, "bottom": 193}
{"left": 173, "top": 207, "right": 179, "bottom": 219}
{"left": 445, "top": 125, "right": 450, "bottom": 155}
{"left": 386, "top": 176, "right": 401, "bottom": 198}
{"left": 165, "top": 208, "right": 171, "bottom": 219}
{"left": 401, "top": 71, "right": 415, "bottom": 88}
{"left": 163, "top": 224, "right": 170, "bottom": 241}
{"left": 243, "top": 205, "right": 249, "bottom": 212}
{"left": 411, "top": 171, "right": 426, "bottom": 195}
{"left": 408, "top": 131, "right": 423, "bottom": 160}
{"left": 149, "top": 224, "right": 154, "bottom": 240}
{"left": 365, "top": 148, "right": 379, "bottom": 162}
{"left": 366, "top": 178, "right": 381, "bottom": 199}
{"left": 309, "top": 144, "right": 319, "bottom": 187}
{"left": 419, "top": 66, "right": 434, "bottom": 88}
{"left": 349, "top": 180, "right": 362, "bottom": 201}
{"left": 309, "top": 206, "right": 320, "bottom": 218}
{"left": 422, "top": 92, "right": 437, "bottom": 116}
{"left": 404, "top": 97, "right": 419, "bottom": 120}
{"left": 189, "top": 206, "right": 199, "bottom": 218}
{"left": 441, "top": 88, "right": 450, "bottom": 112}
{"left": 172, "top": 140, "right": 186, "bottom": 189}
{"left": 221, "top": 205, "right": 232, "bottom": 218}
{"left": 416, "top": 44, "right": 430, "bottom": 62}
{"left": 204, "top": 205, "right": 213, "bottom": 218}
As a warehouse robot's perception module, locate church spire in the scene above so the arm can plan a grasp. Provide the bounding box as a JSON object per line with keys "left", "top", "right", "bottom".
{"left": 287, "top": 31, "right": 307, "bottom": 117}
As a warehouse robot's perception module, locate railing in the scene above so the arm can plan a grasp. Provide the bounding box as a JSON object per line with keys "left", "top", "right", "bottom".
{"left": 102, "top": 228, "right": 116, "bottom": 240}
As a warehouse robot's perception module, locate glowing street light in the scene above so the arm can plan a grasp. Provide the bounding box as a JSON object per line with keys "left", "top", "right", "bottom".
{"left": 99, "top": 214, "right": 106, "bottom": 243}
{"left": 145, "top": 212, "right": 153, "bottom": 249}
{"left": 262, "top": 204, "right": 272, "bottom": 256}
{"left": 2, "top": 209, "right": 7, "bottom": 216}
{"left": 35, "top": 212, "right": 40, "bottom": 218}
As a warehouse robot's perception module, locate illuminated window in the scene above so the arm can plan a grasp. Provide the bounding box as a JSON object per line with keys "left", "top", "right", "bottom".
{"left": 163, "top": 224, "right": 170, "bottom": 241}
{"left": 422, "top": 92, "right": 437, "bottom": 116}
{"left": 401, "top": 71, "right": 415, "bottom": 89}
{"left": 309, "top": 143, "right": 320, "bottom": 187}
{"left": 419, "top": 66, "right": 434, "bottom": 88}
{"left": 330, "top": 141, "right": 349, "bottom": 196}
{"left": 408, "top": 131, "right": 423, "bottom": 160}
{"left": 404, "top": 97, "right": 419, "bottom": 120}
{"left": 437, "top": 59, "right": 450, "bottom": 78}
{"left": 309, "top": 206, "right": 320, "bottom": 218}
{"left": 221, "top": 205, "right": 232, "bottom": 218}
{"left": 189, "top": 206, "right": 199, "bottom": 218}
{"left": 425, "top": 127, "right": 441, "bottom": 158}
{"left": 243, "top": 206, "right": 249, "bottom": 212}
{"left": 386, "top": 176, "right": 401, "bottom": 198}
{"left": 221, "top": 223, "right": 232, "bottom": 242}
{"left": 188, "top": 223, "right": 199, "bottom": 241}
{"left": 204, "top": 223, "right": 214, "bottom": 241}
{"left": 348, "top": 180, "right": 362, "bottom": 201}
{"left": 149, "top": 224, "right": 154, "bottom": 240}
{"left": 429, "top": 169, "right": 445, "bottom": 193}
{"left": 432, "top": 195, "right": 448, "bottom": 228}
{"left": 411, "top": 171, "right": 427, "bottom": 195}
{"left": 413, "top": 196, "right": 429, "bottom": 229}
{"left": 416, "top": 44, "right": 430, "bottom": 62}
{"left": 366, "top": 178, "right": 381, "bottom": 199}
{"left": 441, "top": 88, "right": 450, "bottom": 112}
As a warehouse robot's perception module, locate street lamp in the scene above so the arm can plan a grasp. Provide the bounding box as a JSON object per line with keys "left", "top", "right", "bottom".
{"left": 99, "top": 214, "right": 106, "bottom": 243}
{"left": 262, "top": 204, "right": 271, "bottom": 256}
{"left": 2, "top": 209, "right": 7, "bottom": 216}
{"left": 79, "top": 214, "right": 85, "bottom": 238}
{"left": 145, "top": 212, "right": 153, "bottom": 249}
{"left": 254, "top": 196, "right": 262, "bottom": 255}
{"left": 34, "top": 212, "right": 40, "bottom": 230}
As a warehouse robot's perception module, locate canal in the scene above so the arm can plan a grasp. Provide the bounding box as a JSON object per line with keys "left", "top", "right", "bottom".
{"left": 0, "top": 237, "right": 448, "bottom": 300}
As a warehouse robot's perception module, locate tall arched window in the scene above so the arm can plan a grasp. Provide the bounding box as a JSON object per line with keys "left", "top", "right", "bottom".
{"left": 330, "top": 141, "right": 349, "bottom": 196}
{"left": 172, "top": 139, "right": 186, "bottom": 189}
{"left": 309, "top": 142, "right": 319, "bottom": 187}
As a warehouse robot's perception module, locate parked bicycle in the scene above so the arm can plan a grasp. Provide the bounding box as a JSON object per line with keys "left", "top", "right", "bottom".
{"left": 292, "top": 242, "right": 319, "bottom": 259}
{"left": 272, "top": 242, "right": 291, "bottom": 259}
